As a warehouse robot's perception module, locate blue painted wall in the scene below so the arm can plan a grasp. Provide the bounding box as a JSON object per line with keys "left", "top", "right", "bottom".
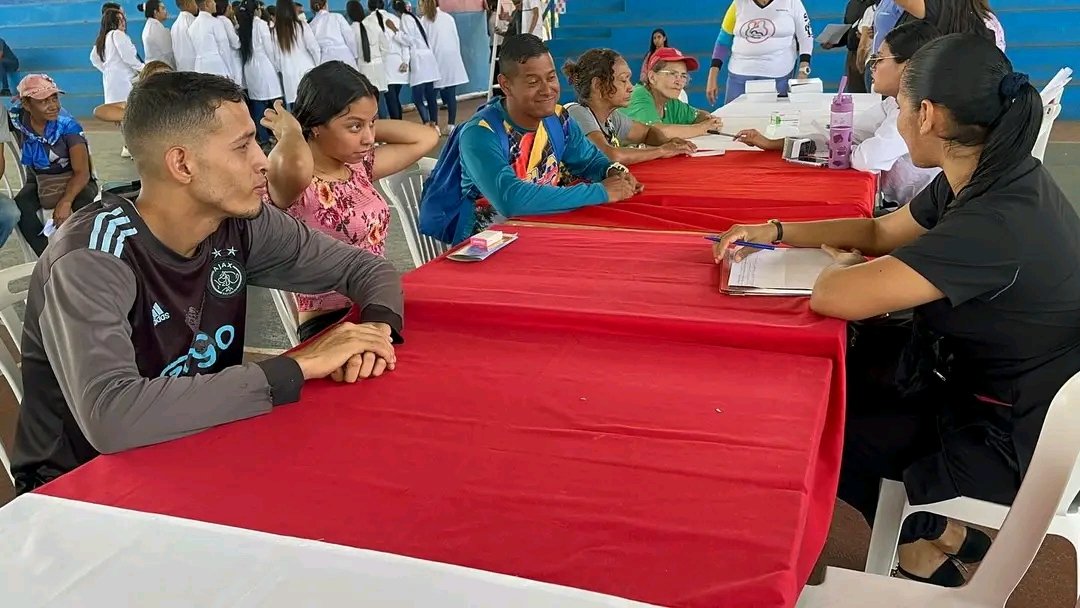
{"left": 0, "top": 0, "right": 492, "bottom": 118}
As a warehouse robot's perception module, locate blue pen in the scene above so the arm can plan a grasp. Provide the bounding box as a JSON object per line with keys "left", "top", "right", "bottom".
{"left": 703, "top": 235, "right": 776, "bottom": 250}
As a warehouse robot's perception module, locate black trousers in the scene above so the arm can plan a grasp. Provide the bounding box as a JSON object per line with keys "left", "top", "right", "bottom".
{"left": 839, "top": 363, "right": 1022, "bottom": 543}
{"left": 15, "top": 173, "right": 99, "bottom": 255}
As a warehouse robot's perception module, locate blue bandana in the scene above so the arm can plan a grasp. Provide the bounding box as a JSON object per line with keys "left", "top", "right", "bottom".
{"left": 10, "top": 103, "right": 84, "bottom": 171}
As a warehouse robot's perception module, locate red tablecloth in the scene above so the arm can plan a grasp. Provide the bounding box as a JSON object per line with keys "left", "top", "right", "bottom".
{"left": 42, "top": 309, "right": 836, "bottom": 607}
{"left": 517, "top": 152, "right": 877, "bottom": 232}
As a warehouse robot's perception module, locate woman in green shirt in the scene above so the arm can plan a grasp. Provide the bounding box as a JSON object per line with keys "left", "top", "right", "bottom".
{"left": 622, "top": 47, "right": 723, "bottom": 140}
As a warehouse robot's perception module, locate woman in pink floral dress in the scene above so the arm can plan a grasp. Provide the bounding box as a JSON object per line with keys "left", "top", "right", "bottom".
{"left": 263, "top": 60, "right": 439, "bottom": 340}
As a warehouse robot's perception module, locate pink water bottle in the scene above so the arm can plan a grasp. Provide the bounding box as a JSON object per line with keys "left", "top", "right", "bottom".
{"left": 829, "top": 76, "right": 854, "bottom": 170}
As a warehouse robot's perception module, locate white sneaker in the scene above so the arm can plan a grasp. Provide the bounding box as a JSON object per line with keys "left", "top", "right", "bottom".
{"left": 120, "top": 146, "right": 131, "bottom": 158}
{"left": 446, "top": 124, "right": 456, "bottom": 136}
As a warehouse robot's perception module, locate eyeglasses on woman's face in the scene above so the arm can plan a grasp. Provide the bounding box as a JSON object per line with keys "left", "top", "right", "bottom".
{"left": 656, "top": 69, "right": 691, "bottom": 84}
{"left": 867, "top": 54, "right": 898, "bottom": 71}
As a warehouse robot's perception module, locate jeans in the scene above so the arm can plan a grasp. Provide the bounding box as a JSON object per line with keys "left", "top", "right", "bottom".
{"left": 724, "top": 71, "right": 792, "bottom": 105}
{"left": 411, "top": 81, "right": 438, "bottom": 124}
{"left": 386, "top": 84, "right": 404, "bottom": 119}
{"left": 0, "top": 194, "right": 19, "bottom": 248}
{"left": 438, "top": 85, "right": 458, "bottom": 125}
{"left": 0, "top": 55, "right": 18, "bottom": 93}
{"left": 376, "top": 91, "right": 389, "bottom": 119}
{"left": 249, "top": 98, "right": 282, "bottom": 144}
{"left": 15, "top": 173, "right": 99, "bottom": 256}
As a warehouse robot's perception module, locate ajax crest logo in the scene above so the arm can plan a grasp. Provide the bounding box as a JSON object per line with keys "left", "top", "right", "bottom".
{"left": 209, "top": 248, "right": 245, "bottom": 298}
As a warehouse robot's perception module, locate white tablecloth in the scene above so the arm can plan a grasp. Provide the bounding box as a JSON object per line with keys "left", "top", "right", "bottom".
{"left": 713, "top": 93, "right": 883, "bottom": 135}
{"left": 1, "top": 494, "right": 655, "bottom": 607}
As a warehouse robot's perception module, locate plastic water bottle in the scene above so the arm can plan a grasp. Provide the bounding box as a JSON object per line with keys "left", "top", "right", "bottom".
{"left": 828, "top": 76, "right": 854, "bottom": 170}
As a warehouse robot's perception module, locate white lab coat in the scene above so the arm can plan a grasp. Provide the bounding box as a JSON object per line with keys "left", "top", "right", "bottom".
{"left": 311, "top": 9, "right": 357, "bottom": 65}
{"left": 277, "top": 21, "right": 321, "bottom": 104}
{"left": 397, "top": 13, "right": 439, "bottom": 87}
{"left": 89, "top": 30, "right": 144, "bottom": 104}
{"left": 422, "top": 9, "right": 468, "bottom": 89}
{"left": 851, "top": 98, "right": 940, "bottom": 205}
{"left": 189, "top": 12, "right": 232, "bottom": 79}
{"left": 171, "top": 11, "right": 197, "bottom": 71}
{"left": 141, "top": 18, "right": 175, "bottom": 68}
{"left": 353, "top": 19, "right": 387, "bottom": 92}
{"left": 216, "top": 15, "right": 245, "bottom": 87}
{"left": 244, "top": 19, "right": 284, "bottom": 101}
{"left": 376, "top": 10, "right": 408, "bottom": 86}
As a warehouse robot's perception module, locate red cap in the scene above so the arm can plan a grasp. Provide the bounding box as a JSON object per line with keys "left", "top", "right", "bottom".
{"left": 646, "top": 47, "right": 700, "bottom": 73}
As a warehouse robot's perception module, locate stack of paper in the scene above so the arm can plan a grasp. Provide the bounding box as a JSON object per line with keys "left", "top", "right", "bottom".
{"left": 722, "top": 248, "right": 834, "bottom": 296}
{"left": 447, "top": 233, "right": 518, "bottom": 262}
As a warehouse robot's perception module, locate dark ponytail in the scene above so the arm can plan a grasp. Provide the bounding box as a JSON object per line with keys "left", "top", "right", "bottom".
{"left": 237, "top": 0, "right": 257, "bottom": 64}
{"left": 346, "top": 0, "right": 372, "bottom": 63}
{"left": 368, "top": 0, "right": 385, "bottom": 31}
{"left": 392, "top": 0, "right": 428, "bottom": 46}
{"left": 901, "top": 33, "right": 1042, "bottom": 205}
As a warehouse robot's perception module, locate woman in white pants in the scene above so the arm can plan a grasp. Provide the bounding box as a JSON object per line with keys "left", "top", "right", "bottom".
{"left": 239, "top": 0, "right": 284, "bottom": 147}
{"left": 390, "top": 0, "right": 439, "bottom": 129}
{"left": 91, "top": 9, "right": 143, "bottom": 105}
{"left": 138, "top": 1, "right": 175, "bottom": 68}
{"left": 214, "top": 0, "right": 245, "bottom": 88}
{"left": 189, "top": 0, "right": 234, "bottom": 79}
{"left": 419, "top": 0, "right": 468, "bottom": 133}
{"left": 347, "top": 0, "right": 389, "bottom": 118}
{"left": 311, "top": 0, "right": 358, "bottom": 65}
{"left": 274, "top": 0, "right": 322, "bottom": 106}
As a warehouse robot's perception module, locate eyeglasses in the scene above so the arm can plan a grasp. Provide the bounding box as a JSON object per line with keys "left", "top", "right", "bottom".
{"left": 867, "top": 54, "right": 898, "bottom": 70}
{"left": 655, "top": 69, "right": 691, "bottom": 83}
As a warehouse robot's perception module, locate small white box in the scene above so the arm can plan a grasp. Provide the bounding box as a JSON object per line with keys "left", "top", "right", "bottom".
{"left": 787, "top": 78, "right": 824, "bottom": 102}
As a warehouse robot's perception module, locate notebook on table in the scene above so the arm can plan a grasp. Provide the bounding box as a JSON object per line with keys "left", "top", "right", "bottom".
{"left": 720, "top": 247, "right": 834, "bottom": 296}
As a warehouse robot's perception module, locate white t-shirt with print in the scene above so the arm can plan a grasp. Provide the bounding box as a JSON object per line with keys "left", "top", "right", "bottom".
{"left": 521, "top": 0, "right": 548, "bottom": 40}
{"left": 728, "top": 0, "right": 814, "bottom": 79}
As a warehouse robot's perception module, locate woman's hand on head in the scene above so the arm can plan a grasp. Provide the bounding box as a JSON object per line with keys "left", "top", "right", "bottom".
{"left": 260, "top": 100, "right": 302, "bottom": 142}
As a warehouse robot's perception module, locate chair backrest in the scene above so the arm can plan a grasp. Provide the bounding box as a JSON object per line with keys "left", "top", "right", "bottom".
{"left": 956, "top": 369, "right": 1080, "bottom": 605}
{"left": 1032, "top": 102, "right": 1063, "bottom": 162}
{"left": 0, "top": 262, "right": 34, "bottom": 486}
{"left": 268, "top": 289, "right": 300, "bottom": 348}
{"left": 379, "top": 157, "right": 449, "bottom": 268}
{"left": 678, "top": 89, "right": 689, "bottom": 104}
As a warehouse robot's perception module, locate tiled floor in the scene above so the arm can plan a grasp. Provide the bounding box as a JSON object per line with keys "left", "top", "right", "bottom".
{"left": 1, "top": 102, "right": 1078, "bottom": 606}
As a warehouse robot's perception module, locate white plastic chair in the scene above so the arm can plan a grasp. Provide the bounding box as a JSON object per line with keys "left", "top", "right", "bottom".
{"left": 269, "top": 288, "right": 300, "bottom": 348}
{"left": 378, "top": 157, "right": 449, "bottom": 269}
{"left": 1033, "top": 68, "right": 1071, "bottom": 162}
{"left": 799, "top": 370, "right": 1080, "bottom": 607}
{"left": 0, "top": 262, "right": 34, "bottom": 486}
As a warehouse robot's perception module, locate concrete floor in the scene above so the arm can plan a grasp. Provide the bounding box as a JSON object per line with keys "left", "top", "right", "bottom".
{"left": 1, "top": 102, "right": 1079, "bottom": 607}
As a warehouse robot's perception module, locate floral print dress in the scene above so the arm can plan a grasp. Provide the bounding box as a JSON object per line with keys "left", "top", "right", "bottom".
{"left": 286, "top": 151, "right": 391, "bottom": 313}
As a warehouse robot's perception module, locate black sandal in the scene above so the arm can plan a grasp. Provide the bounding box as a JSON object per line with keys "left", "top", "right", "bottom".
{"left": 897, "top": 558, "right": 966, "bottom": 587}
{"left": 945, "top": 526, "right": 992, "bottom": 564}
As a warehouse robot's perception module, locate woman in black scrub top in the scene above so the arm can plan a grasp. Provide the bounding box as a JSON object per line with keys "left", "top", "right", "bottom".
{"left": 713, "top": 33, "right": 1080, "bottom": 587}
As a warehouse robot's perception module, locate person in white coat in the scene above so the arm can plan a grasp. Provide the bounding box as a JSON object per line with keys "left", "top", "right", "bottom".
{"left": 238, "top": 0, "right": 284, "bottom": 147}
{"left": 390, "top": 0, "right": 439, "bottom": 129}
{"left": 418, "top": 0, "right": 467, "bottom": 133}
{"left": 139, "top": 1, "right": 175, "bottom": 68}
{"left": 214, "top": 0, "right": 245, "bottom": 88}
{"left": 90, "top": 9, "right": 144, "bottom": 104}
{"left": 189, "top": 0, "right": 235, "bottom": 80}
{"left": 310, "top": 0, "right": 358, "bottom": 65}
{"left": 171, "top": 0, "right": 199, "bottom": 71}
{"left": 274, "top": 0, "right": 322, "bottom": 105}
{"left": 367, "top": 0, "right": 406, "bottom": 119}
{"left": 347, "top": 0, "right": 389, "bottom": 118}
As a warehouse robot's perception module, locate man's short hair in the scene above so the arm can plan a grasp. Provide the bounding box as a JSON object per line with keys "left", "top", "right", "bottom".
{"left": 499, "top": 34, "right": 550, "bottom": 78}
{"left": 122, "top": 72, "right": 246, "bottom": 165}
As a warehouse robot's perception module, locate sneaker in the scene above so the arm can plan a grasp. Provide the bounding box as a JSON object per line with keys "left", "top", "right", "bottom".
{"left": 120, "top": 146, "right": 132, "bottom": 159}
{"left": 446, "top": 124, "right": 456, "bottom": 136}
